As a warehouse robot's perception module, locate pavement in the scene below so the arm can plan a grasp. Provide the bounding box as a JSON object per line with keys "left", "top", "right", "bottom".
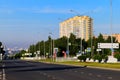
{"left": 0, "top": 60, "right": 120, "bottom": 80}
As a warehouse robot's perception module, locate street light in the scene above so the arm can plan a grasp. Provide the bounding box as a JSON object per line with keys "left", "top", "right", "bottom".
{"left": 43, "top": 40, "right": 46, "bottom": 58}
{"left": 70, "top": 10, "right": 93, "bottom": 55}
{"left": 49, "top": 32, "right": 54, "bottom": 61}
{"left": 70, "top": 10, "right": 83, "bottom": 54}
{"left": 58, "top": 18, "right": 70, "bottom": 57}
{"left": 110, "top": 0, "right": 114, "bottom": 56}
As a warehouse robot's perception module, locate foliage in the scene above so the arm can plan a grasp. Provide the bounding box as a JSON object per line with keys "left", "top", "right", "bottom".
{"left": 78, "top": 54, "right": 87, "bottom": 62}
{"left": 93, "top": 54, "right": 102, "bottom": 63}
{"left": 0, "top": 42, "right": 5, "bottom": 55}
{"left": 114, "top": 53, "right": 120, "bottom": 61}
{"left": 25, "top": 33, "right": 119, "bottom": 61}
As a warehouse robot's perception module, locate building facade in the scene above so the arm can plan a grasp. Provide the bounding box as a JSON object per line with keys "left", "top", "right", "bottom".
{"left": 103, "top": 34, "right": 120, "bottom": 43}
{"left": 59, "top": 16, "right": 93, "bottom": 41}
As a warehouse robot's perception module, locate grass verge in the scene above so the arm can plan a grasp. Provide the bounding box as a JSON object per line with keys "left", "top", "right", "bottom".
{"left": 39, "top": 59, "right": 120, "bottom": 69}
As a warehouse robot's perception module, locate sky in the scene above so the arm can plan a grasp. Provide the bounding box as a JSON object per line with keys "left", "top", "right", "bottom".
{"left": 0, "top": 0, "right": 120, "bottom": 49}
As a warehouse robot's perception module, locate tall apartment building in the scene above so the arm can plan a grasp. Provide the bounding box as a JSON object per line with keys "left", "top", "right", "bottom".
{"left": 59, "top": 16, "right": 93, "bottom": 41}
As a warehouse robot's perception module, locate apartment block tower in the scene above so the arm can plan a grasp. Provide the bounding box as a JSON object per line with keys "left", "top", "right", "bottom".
{"left": 59, "top": 16, "right": 93, "bottom": 41}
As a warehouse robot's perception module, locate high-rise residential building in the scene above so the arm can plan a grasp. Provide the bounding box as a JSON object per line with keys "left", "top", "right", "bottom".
{"left": 59, "top": 16, "right": 93, "bottom": 41}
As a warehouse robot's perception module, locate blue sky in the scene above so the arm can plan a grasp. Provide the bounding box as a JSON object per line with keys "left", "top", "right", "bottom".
{"left": 0, "top": 0, "right": 120, "bottom": 49}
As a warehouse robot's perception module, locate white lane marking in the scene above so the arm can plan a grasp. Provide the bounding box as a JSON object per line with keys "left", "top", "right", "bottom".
{"left": 2, "top": 64, "right": 6, "bottom": 80}
{"left": 81, "top": 72, "right": 84, "bottom": 74}
{"left": 47, "top": 75, "right": 51, "bottom": 78}
{"left": 88, "top": 73, "right": 93, "bottom": 76}
{"left": 52, "top": 77, "right": 56, "bottom": 80}
{"left": 97, "top": 75, "right": 101, "bottom": 77}
{"left": 0, "top": 72, "right": 2, "bottom": 79}
{"left": 108, "top": 77, "right": 113, "bottom": 79}
{"left": 74, "top": 71, "right": 78, "bottom": 72}
{"left": 43, "top": 73, "right": 47, "bottom": 76}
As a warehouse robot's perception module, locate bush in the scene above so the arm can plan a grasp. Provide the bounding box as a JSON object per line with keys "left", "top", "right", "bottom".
{"left": 114, "top": 53, "right": 120, "bottom": 61}
{"left": 103, "top": 55, "right": 108, "bottom": 63}
{"left": 78, "top": 55, "right": 87, "bottom": 62}
{"left": 92, "top": 54, "right": 102, "bottom": 63}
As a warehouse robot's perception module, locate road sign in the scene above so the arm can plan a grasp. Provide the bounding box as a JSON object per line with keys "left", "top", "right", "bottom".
{"left": 86, "top": 48, "right": 91, "bottom": 52}
{"left": 98, "top": 43, "right": 119, "bottom": 49}
{"left": 96, "top": 49, "right": 102, "bottom": 52}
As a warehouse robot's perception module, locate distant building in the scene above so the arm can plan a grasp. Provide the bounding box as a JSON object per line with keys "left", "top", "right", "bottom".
{"left": 103, "top": 34, "right": 120, "bottom": 43}
{"left": 59, "top": 16, "right": 93, "bottom": 41}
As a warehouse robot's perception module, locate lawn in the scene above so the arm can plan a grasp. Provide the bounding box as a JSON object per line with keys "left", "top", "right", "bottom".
{"left": 39, "top": 59, "right": 120, "bottom": 69}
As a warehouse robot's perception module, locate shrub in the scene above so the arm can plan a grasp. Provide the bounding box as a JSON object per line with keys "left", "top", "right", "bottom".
{"left": 78, "top": 55, "right": 87, "bottom": 62}
{"left": 103, "top": 55, "right": 108, "bottom": 63}
{"left": 114, "top": 53, "right": 120, "bottom": 61}
{"left": 92, "top": 54, "right": 102, "bottom": 63}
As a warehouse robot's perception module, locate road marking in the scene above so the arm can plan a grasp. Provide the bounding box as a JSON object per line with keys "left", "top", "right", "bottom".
{"left": 74, "top": 71, "right": 78, "bottom": 72}
{"left": 2, "top": 64, "right": 6, "bottom": 80}
{"left": 81, "top": 72, "right": 84, "bottom": 74}
{"left": 0, "top": 72, "right": 2, "bottom": 79}
{"left": 108, "top": 77, "right": 113, "bottom": 79}
{"left": 47, "top": 75, "right": 51, "bottom": 78}
{"left": 52, "top": 77, "right": 56, "bottom": 80}
{"left": 43, "top": 73, "right": 47, "bottom": 76}
{"left": 97, "top": 75, "right": 101, "bottom": 77}
{"left": 88, "top": 73, "right": 93, "bottom": 76}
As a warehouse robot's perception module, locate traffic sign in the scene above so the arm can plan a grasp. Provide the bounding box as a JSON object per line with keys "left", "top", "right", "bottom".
{"left": 98, "top": 43, "right": 119, "bottom": 49}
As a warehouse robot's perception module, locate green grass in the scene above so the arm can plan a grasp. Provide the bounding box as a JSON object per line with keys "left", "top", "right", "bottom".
{"left": 58, "top": 61, "right": 120, "bottom": 69}
{"left": 39, "top": 59, "right": 120, "bottom": 69}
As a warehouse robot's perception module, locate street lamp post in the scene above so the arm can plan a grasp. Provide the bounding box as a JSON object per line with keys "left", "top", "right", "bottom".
{"left": 58, "top": 18, "right": 69, "bottom": 58}
{"left": 49, "top": 32, "right": 54, "bottom": 61}
{"left": 110, "top": 0, "right": 114, "bottom": 56}
{"left": 44, "top": 41, "right": 46, "bottom": 58}
{"left": 70, "top": 10, "right": 83, "bottom": 54}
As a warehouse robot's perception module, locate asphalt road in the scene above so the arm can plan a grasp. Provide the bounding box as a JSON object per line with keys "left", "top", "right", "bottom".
{"left": 0, "top": 60, "right": 120, "bottom": 80}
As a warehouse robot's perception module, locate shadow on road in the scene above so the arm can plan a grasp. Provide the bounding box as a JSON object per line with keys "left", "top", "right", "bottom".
{"left": 14, "top": 66, "right": 86, "bottom": 72}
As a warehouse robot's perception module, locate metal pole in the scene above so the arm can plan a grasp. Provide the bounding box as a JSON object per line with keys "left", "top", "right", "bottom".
{"left": 67, "top": 36, "right": 69, "bottom": 58}
{"left": 44, "top": 41, "right": 45, "bottom": 58}
{"left": 80, "top": 18, "right": 82, "bottom": 54}
{"left": 91, "top": 19, "right": 93, "bottom": 56}
{"left": 51, "top": 37, "right": 52, "bottom": 60}
{"left": 53, "top": 39, "right": 54, "bottom": 61}
{"left": 110, "top": 0, "right": 114, "bottom": 56}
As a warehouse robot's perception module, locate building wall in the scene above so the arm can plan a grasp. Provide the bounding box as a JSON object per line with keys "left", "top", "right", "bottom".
{"left": 59, "top": 16, "right": 93, "bottom": 41}
{"left": 103, "top": 34, "right": 120, "bottom": 43}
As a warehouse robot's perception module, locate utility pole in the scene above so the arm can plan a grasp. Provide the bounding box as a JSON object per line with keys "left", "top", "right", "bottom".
{"left": 110, "top": 0, "right": 114, "bottom": 56}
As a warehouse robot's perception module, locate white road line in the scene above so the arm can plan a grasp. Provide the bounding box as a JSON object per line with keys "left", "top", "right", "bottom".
{"left": 52, "top": 77, "right": 56, "bottom": 80}
{"left": 2, "top": 64, "right": 6, "bottom": 80}
{"left": 108, "top": 77, "right": 113, "bottom": 79}
{"left": 88, "top": 73, "right": 93, "bottom": 76}
{"left": 97, "top": 75, "right": 101, "bottom": 77}
{"left": 74, "top": 71, "right": 78, "bottom": 72}
{"left": 47, "top": 75, "right": 51, "bottom": 78}
{"left": 43, "top": 73, "right": 47, "bottom": 76}
{"left": 0, "top": 71, "right": 2, "bottom": 79}
{"left": 81, "top": 72, "right": 84, "bottom": 74}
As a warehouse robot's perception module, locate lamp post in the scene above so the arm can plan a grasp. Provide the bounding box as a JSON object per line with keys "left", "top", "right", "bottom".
{"left": 49, "top": 32, "right": 54, "bottom": 61}
{"left": 43, "top": 40, "right": 46, "bottom": 58}
{"left": 58, "top": 18, "right": 70, "bottom": 58}
{"left": 110, "top": 0, "right": 114, "bottom": 56}
{"left": 70, "top": 10, "right": 83, "bottom": 54}
{"left": 70, "top": 10, "right": 93, "bottom": 55}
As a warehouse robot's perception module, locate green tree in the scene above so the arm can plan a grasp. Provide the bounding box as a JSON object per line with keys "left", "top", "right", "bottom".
{"left": 69, "top": 33, "right": 77, "bottom": 56}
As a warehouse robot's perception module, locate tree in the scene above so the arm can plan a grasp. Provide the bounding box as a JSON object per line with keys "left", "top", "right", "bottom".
{"left": 0, "top": 42, "right": 5, "bottom": 56}
{"left": 55, "top": 36, "right": 67, "bottom": 56}
{"left": 69, "top": 33, "right": 77, "bottom": 56}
